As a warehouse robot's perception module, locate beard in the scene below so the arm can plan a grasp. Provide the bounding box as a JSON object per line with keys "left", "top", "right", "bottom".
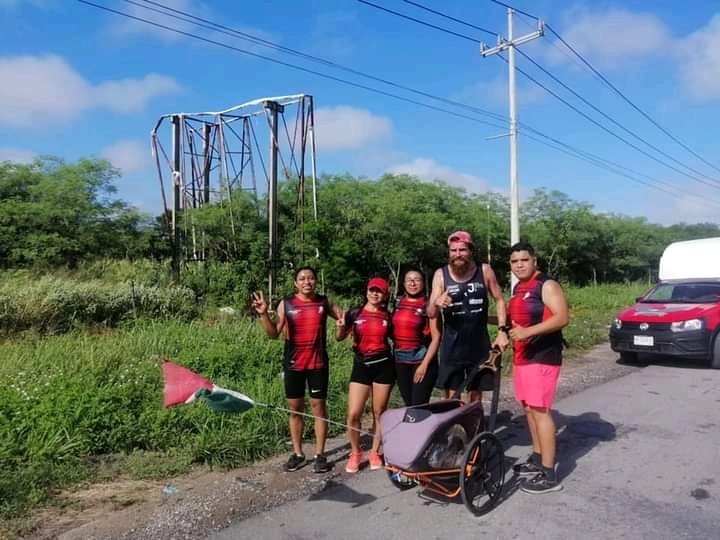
{"left": 450, "top": 256, "right": 472, "bottom": 273}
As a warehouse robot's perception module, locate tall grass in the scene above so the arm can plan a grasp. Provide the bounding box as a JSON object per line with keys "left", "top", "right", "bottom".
{"left": 0, "top": 279, "right": 646, "bottom": 524}
{"left": 0, "top": 319, "right": 352, "bottom": 521}
{"left": 563, "top": 282, "right": 648, "bottom": 355}
{"left": 0, "top": 273, "right": 200, "bottom": 335}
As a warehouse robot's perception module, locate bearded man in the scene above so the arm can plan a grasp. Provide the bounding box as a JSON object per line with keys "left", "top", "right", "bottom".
{"left": 427, "top": 231, "right": 509, "bottom": 401}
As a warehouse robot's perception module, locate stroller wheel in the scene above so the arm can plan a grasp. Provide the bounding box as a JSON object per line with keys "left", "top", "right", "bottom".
{"left": 459, "top": 432, "right": 505, "bottom": 516}
{"left": 387, "top": 470, "right": 417, "bottom": 491}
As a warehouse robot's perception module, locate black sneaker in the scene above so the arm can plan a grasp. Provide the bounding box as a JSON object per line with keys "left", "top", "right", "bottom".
{"left": 313, "top": 454, "right": 331, "bottom": 473}
{"left": 284, "top": 453, "right": 306, "bottom": 472}
{"left": 512, "top": 459, "right": 543, "bottom": 477}
{"left": 520, "top": 472, "right": 563, "bottom": 494}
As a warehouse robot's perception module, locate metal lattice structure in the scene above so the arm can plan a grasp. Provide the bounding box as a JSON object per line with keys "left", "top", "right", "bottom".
{"left": 150, "top": 94, "right": 318, "bottom": 299}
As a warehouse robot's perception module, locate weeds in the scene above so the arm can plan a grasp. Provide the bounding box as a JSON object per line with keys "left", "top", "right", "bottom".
{"left": 0, "top": 280, "right": 644, "bottom": 521}
{"left": 0, "top": 275, "right": 199, "bottom": 335}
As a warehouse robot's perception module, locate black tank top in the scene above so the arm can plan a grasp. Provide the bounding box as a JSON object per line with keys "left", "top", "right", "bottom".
{"left": 439, "top": 265, "right": 491, "bottom": 366}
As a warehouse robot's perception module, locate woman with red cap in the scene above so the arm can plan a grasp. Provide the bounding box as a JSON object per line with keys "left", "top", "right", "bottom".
{"left": 336, "top": 276, "right": 395, "bottom": 473}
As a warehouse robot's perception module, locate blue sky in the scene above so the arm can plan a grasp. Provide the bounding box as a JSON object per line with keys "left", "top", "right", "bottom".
{"left": 1, "top": 0, "right": 720, "bottom": 226}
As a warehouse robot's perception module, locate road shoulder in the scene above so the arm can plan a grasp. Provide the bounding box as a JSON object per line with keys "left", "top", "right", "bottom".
{"left": 20, "top": 343, "right": 635, "bottom": 540}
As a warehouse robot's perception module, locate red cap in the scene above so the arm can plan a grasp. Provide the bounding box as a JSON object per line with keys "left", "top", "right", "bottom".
{"left": 447, "top": 230, "right": 474, "bottom": 246}
{"left": 367, "top": 277, "right": 389, "bottom": 294}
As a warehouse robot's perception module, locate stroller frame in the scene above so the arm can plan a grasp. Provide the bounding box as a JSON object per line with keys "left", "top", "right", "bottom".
{"left": 381, "top": 347, "right": 506, "bottom": 516}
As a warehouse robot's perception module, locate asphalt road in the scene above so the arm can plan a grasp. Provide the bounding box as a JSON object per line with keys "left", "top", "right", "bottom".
{"left": 211, "top": 361, "right": 720, "bottom": 540}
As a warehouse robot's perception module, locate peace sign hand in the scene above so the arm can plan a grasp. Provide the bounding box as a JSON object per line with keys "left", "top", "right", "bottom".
{"left": 251, "top": 291, "right": 268, "bottom": 315}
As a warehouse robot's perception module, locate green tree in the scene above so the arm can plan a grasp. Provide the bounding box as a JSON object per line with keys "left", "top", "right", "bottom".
{"left": 0, "top": 157, "right": 152, "bottom": 268}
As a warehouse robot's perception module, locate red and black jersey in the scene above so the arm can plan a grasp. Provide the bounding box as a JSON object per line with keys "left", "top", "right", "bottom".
{"left": 508, "top": 271, "right": 563, "bottom": 366}
{"left": 345, "top": 306, "right": 392, "bottom": 363}
{"left": 391, "top": 296, "right": 430, "bottom": 351}
{"left": 282, "top": 294, "right": 330, "bottom": 371}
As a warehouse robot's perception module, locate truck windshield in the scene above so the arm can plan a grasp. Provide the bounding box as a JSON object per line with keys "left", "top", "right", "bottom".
{"left": 641, "top": 282, "right": 720, "bottom": 304}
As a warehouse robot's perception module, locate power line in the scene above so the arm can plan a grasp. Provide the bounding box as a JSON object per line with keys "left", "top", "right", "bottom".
{"left": 499, "top": 53, "right": 720, "bottom": 191}
{"left": 399, "top": 0, "right": 498, "bottom": 36}
{"left": 544, "top": 23, "right": 720, "bottom": 177}
{"left": 356, "top": 0, "right": 485, "bottom": 42}
{"left": 522, "top": 130, "right": 678, "bottom": 197}
{"left": 359, "top": 0, "right": 720, "bottom": 191}
{"left": 77, "top": 0, "right": 506, "bottom": 130}
{"left": 125, "top": 0, "right": 506, "bottom": 125}
{"left": 134, "top": 0, "right": 703, "bottom": 199}
{"left": 484, "top": 0, "right": 720, "bottom": 177}
{"left": 75, "top": 0, "right": 719, "bottom": 206}
{"left": 487, "top": 0, "right": 538, "bottom": 21}
{"left": 516, "top": 48, "right": 720, "bottom": 187}
{"left": 131, "top": 0, "right": 690, "bottom": 198}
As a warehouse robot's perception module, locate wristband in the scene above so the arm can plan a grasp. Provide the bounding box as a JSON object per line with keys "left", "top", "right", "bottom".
{"left": 498, "top": 325, "right": 511, "bottom": 335}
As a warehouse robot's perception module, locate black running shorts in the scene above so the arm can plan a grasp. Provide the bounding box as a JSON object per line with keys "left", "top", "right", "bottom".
{"left": 284, "top": 367, "right": 329, "bottom": 400}
{"left": 349, "top": 358, "right": 395, "bottom": 386}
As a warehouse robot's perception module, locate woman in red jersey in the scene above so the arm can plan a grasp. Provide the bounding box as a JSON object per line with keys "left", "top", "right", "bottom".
{"left": 336, "top": 277, "right": 394, "bottom": 473}
{"left": 392, "top": 268, "right": 441, "bottom": 406}
{"left": 252, "top": 266, "right": 344, "bottom": 474}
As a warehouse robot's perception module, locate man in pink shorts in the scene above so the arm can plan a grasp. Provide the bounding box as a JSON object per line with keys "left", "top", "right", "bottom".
{"left": 507, "top": 241, "right": 569, "bottom": 494}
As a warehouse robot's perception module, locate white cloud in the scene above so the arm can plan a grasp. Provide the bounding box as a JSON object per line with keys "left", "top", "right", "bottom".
{"left": 543, "top": 7, "right": 720, "bottom": 101}
{"left": 313, "top": 106, "right": 392, "bottom": 151}
{"left": 676, "top": 14, "right": 720, "bottom": 101}
{"left": 93, "top": 74, "right": 183, "bottom": 114}
{"left": 544, "top": 7, "right": 671, "bottom": 69}
{"left": 100, "top": 139, "right": 152, "bottom": 174}
{"left": 0, "top": 54, "right": 182, "bottom": 129}
{"left": 643, "top": 191, "right": 720, "bottom": 225}
{"left": 387, "top": 158, "right": 491, "bottom": 193}
{"left": 0, "top": 147, "right": 36, "bottom": 163}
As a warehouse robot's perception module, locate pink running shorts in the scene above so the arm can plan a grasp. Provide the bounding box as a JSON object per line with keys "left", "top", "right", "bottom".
{"left": 513, "top": 363, "right": 561, "bottom": 409}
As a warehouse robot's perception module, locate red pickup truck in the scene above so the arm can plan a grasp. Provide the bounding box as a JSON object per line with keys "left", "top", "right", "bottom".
{"left": 608, "top": 237, "right": 720, "bottom": 369}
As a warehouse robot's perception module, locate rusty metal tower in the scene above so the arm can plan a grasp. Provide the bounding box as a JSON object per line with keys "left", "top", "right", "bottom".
{"left": 150, "top": 94, "right": 318, "bottom": 300}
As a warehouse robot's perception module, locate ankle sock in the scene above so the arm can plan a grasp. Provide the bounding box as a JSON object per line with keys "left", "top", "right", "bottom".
{"left": 542, "top": 465, "right": 556, "bottom": 481}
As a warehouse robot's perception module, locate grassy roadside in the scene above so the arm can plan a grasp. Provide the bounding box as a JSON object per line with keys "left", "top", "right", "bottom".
{"left": 0, "top": 282, "right": 646, "bottom": 532}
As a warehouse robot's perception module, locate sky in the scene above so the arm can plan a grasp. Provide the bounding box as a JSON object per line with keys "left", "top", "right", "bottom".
{"left": 1, "top": 0, "right": 720, "bottom": 226}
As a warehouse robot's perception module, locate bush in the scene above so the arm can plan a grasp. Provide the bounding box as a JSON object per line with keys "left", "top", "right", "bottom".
{"left": 0, "top": 276, "right": 200, "bottom": 335}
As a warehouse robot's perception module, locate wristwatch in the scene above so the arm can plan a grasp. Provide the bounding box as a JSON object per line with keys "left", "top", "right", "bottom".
{"left": 498, "top": 325, "right": 511, "bottom": 335}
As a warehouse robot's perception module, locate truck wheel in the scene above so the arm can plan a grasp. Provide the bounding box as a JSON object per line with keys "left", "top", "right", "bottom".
{"left": 710, "top": 336, "right": 720, "bottom": 370}
{"left": 619, "top": 352, "right": 638, "bottom": 364}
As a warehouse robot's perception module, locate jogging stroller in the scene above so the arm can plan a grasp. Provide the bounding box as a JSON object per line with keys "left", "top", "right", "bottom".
{"left": 380, "top": 346, "right": 505, "bottom": 516}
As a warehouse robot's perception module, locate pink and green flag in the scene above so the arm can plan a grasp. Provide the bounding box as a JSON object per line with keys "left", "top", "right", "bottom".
{"left": 162, "top": 360, "right": 255, "bottom": 413}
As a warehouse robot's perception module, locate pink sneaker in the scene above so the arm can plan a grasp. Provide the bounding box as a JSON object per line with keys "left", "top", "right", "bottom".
{"left": 368, "top": 451, "right": 384, "bottom": 470}
{"left": 345, "top": 451, "right": 363, "bottom": 473}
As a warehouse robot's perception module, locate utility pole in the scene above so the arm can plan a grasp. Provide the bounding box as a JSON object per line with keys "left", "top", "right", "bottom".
{"left": 481, "top": 8, "right": 543, "bottom": 284}
{"left": 171, "top": 114, "right": 182, "bottom": 283}
{"left": 264, "top": 100, "right": 284, "bottom": 305}
{"left": 202, "top": 123, "right": 212, "bottom": 204}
